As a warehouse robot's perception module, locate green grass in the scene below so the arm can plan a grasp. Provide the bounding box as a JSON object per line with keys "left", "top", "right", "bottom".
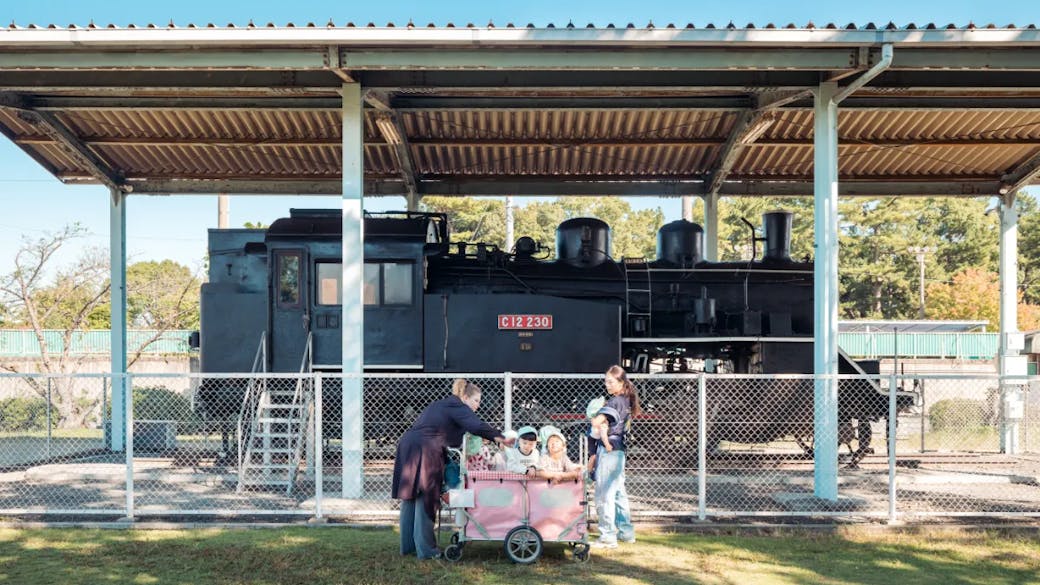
{"left": 1, "top": 527, "right": 1038, "bottom": 585}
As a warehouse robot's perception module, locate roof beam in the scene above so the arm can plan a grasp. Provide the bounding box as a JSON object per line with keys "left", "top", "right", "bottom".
{"left": 127, "top": 177, "right": 1002, "bottom": 198}
{"left": 342, "top": 48, "right": 862, "bottom": 71}
{"left": 363, "top": 90, "right": 418, "bottom": 200}
{"left": 0, "top": 50, "right": 329, "bottom": 70}
{"left": 703, "top": 91, "right": 810, "bottom": 197}
{"left": 19, "top": 135, "right": 1040, "bottom": 148}
{"left": 1000, "top": 150, "right": 1040, "bottom": 193}
{"left": 0, "top": 92, "right": 125, "bottom": 192}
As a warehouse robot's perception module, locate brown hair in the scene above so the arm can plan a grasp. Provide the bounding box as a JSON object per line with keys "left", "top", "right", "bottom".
{"left": 452, "top": 378, "right": 482, "bottom": 400}
{"left": 606, "top": 365, "right": 641, "bottom": 417}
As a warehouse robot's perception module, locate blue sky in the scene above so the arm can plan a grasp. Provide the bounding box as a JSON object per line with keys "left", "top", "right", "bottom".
{"left": 0, "top": 0, "right": 1033, "bottom": 274}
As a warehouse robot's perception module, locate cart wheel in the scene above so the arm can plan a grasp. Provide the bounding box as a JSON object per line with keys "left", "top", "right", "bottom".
{"left": 504, "top": 526, "right": 543, "bottom": 564}
{"left": 573, "top": 543, "right": 590, "bottom": 563}
{"left": 444, "top": 544, "right": 463, "bottom": 562}
{"left": 450, "top": 532, "right": 460, "bottom": 545}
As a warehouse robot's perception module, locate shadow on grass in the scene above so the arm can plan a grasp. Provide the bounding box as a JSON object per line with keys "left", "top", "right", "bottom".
{"left": 0, "top": 526, "right": 1039, "bottom": 585}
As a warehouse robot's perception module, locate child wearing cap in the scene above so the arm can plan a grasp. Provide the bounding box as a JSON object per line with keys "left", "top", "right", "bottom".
{"left": 502, "top": 426, "right": 541, "bottom": 474}
{"left": 535, "top": 426, "right": 582, "bottom": 484}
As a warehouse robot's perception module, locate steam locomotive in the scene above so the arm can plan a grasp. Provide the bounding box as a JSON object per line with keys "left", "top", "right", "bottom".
{"left": 195, "top": 208, "right": 908, "bottom": 463}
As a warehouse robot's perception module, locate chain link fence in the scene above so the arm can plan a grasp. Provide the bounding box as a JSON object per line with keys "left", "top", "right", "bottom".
{"left": 1, "top": 371, "right": 1038, "bottom": 521}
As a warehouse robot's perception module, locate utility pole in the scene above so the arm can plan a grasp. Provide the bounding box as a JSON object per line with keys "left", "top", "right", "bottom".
{"left": 505, "top": 195, "right": 515, "bottom": 251}
{"left": 908, "top": 246, "right": 933, "bottom": 318}
{"left": 217, "top": 193, "right": 229, "bottom": 228}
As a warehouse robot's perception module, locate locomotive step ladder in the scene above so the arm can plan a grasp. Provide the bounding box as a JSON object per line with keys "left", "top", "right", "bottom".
{"left": 622, "top": 257, "right": 653, "bottom": 337}
{"left": 237, "top": 334, "right": 313, "bottom": 495}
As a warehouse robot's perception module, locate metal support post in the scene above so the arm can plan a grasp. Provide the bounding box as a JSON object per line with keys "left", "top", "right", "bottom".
{"left": 315, "top": 374, "right": 324, "bottom": 520}
{"left": 703, "top": 193, "right": 719, "bottom": 262}
{"left": 813, "top": 81, "right": 840, "bottom": 501}
{"left": 504, "top": 372, "right": 513, "bottom": 431}
{"left": 697, "top": 373, "right": 707, "bottom": 521}
{"left": 998, "top": 192, "right": 1024, "bottom": 454}
{"left": 341, "top": 82, "right": 365, "bottom": 498}
{"left": 109, "top": 188, "right": 127, "bottom": 452}
{"left": 888, "top": 373, "right": 898, "bottom": 524}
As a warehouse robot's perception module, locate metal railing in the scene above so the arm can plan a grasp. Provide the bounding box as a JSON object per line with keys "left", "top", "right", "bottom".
{"left": 0, "top": 329, "right": 195, "bottom": 356}
{"left": 838, "top": 332, "right": 998, "bottom": 360}
{"left": 1, "top": 371, "right": 1037, "bottom": 522}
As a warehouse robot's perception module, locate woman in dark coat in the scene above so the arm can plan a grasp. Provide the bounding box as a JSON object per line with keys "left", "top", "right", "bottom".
{"left": 391, "top": 380, "right": 510, "bottom": 560}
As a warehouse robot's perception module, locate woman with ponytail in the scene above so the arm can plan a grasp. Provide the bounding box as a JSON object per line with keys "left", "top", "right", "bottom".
{"left": 588, "top": 365, "right": 640, "bottom": 548}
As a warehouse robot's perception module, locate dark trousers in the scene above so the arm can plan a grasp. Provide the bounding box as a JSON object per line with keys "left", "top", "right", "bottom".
{"left": 399, "top": 494, "right": 440, "bottom": 559}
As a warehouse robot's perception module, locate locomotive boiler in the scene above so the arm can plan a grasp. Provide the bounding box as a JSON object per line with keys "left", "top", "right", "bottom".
{"left": 195, "top": 208, "right": 907, "bottom": 464}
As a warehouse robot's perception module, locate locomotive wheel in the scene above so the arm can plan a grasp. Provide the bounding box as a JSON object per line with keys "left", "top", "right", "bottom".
{"left": 444, "top": 544, "right": 463, "bottom": 562}
{"left": 504, "top": 526, "right": 543, "bottom": 564}
{"left": 572, "top": 542, "right": 591, "bottom": 563}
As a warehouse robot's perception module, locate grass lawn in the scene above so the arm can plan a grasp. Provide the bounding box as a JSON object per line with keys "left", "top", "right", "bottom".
{"left": 1, "top": 526, "right": 1038, "bottom": 585}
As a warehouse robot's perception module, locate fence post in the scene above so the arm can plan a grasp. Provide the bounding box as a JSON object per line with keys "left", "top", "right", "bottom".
{"left": 46, "top": 377, "right": 52, "bottom": 460}
{"left": 504, "top": 372, "right": 513, "bottom": 431}
{"left": 314, "top": 373, "right": 324, "bottom": 521}
{"left": 102, "top": 376, "right": 108, "bottom": 444}
{"left": 888, "top": 372, "right": 898, "bottom": 524}
{"left": 125, "top": 372, "right": 135, "bottom": 521}
{"left": 697, "top": 373, "right": 706, "bottom": 521}
{"left": 919, "top": 379, "right": 926, "bottom": 453}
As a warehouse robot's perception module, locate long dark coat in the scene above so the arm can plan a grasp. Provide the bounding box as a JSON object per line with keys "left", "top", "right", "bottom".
{"left": 391, "top": 395, "right": 502, "bottom": 519}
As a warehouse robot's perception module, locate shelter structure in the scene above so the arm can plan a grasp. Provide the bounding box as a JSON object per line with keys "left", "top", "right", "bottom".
{"left": 2, "top": 21, "right": 1039, "bottom": 499}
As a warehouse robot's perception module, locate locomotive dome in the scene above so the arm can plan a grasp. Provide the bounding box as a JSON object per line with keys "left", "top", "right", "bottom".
{"left": 555, "top": 217, "right": 612, "bottom": 267}
{"left": 656, "top": 220, "right": 705, "bottom": 267}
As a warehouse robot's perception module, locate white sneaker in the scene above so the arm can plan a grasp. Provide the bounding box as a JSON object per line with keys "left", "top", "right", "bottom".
{"left": 590, "top": 540, "right": 618, "bottom": 549}
{"left": 619, "top": 536, "right": 636, "bottom": 544}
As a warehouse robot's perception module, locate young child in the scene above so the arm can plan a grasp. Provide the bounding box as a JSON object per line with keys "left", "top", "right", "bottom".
{"left": 463, "top": 433, "right": 504, "bottom": 472}
{"left": 502, "top": 426, "right": 541, "bottom": 474}
{"left": 535, "top": 426, "right": 582, "bottom": 484}
{"left": 585, "top": 396, "right": 608, "bottom": 479}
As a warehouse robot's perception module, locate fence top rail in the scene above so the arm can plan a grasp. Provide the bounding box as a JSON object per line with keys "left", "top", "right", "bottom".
{"left": 5, "top": 371, "right": 1032, "bottom": 383}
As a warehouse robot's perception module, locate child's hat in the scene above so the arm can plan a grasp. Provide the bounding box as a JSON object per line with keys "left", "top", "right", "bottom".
{"left": 517, "top": 425, "right": 539, "bottom": 440}
{"left": 502, "top": 429, "right": 518, "bottom": 441}
{"left": 586, "top": 396, "right": 607, "bottom": 419}
{"left": 539, "top": 425, "right": 566, "bottom": 446}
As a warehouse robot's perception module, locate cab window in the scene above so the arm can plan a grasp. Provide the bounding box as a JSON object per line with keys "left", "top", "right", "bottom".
{"left": 363, "top": 262, "right": 414, "bottom": 306}
{"left": 275, "top": 251, "right": 301, "bottom": 308}
{"left": 316, "top": 262, "right": 342, "bottom": 306}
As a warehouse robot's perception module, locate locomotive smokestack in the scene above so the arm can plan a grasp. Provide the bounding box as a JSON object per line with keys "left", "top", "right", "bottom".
{"left": 763, "top": 210, "right": 793, "bottom": 262}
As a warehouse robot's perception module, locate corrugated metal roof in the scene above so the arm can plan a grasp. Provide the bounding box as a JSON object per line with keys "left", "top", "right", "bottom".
{"left": 3, "top": 104, "right": 1040, "bottom": 184}
{"left": 6, "top": 22, "right": 1039, "bottom": 31}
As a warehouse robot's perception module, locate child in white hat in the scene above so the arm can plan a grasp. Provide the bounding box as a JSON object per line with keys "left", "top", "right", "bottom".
{"left": 535, "top": 426, "right": 582, "bottom": 484}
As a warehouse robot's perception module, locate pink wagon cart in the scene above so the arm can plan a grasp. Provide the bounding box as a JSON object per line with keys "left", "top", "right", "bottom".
{"left": 443, "top": 450, "right": 590, "bottom": 563}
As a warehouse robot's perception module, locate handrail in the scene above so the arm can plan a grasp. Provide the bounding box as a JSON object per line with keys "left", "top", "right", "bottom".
{"left": 286, "top": 332, "right": 313, "bottom": 494}
{"left": 237, "top": 332, "right": 267, "bottom": 488}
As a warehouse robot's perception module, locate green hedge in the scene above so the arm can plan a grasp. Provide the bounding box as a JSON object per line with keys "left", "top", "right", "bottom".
{"left": 0, "top": 397, "right": 57, "bottom": 432}
{"left": 106, "top": 386, "right": 202, "bottom": 431}
{"left": 929, "top": 398, "right": 990, "bottom": 431}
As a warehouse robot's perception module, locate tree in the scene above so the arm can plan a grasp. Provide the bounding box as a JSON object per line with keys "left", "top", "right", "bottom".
{"left": 925, "top": 267, "right": 1040, "bottom": 330}
{"left": 421, "top": 196, "right": 665, "bottom": 259}
{"left": 0, "top": 227, "right": 203, "bottom": 427}
{"left": 0, "top": 225, "right": 110, "bottom": 427}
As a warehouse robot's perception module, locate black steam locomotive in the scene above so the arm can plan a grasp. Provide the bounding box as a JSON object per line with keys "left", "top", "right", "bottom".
{"left": 196, "top": 209, "right": 906, "bottom": 462}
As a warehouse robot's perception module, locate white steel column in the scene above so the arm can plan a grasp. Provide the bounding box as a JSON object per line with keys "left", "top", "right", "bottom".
{"left": 109, "top": 189, "right": 127, "bottom": 451}
{"left": 999, "top": 192, "right": 1024, "bottom": 454}
{"left": 813, "top": 82, "right": 840, "bottom": 500}
{"left": 703, "top": 193, "right": 719, "bottom": 262}
{"left": 342, "top": 82, "right": 365, "bottom": 497}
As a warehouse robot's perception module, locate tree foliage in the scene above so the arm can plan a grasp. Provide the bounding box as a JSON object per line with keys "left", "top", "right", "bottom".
{"left": 421, "top": 196, "right": 665, "bottom": 259}
{"left": 925, "top": 267, "right": 1040, "bottom": 330}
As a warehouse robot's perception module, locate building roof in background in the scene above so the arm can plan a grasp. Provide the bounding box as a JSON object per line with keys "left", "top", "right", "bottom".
{"left": 839, "top": 320, "right": 990, "bottom": 333}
